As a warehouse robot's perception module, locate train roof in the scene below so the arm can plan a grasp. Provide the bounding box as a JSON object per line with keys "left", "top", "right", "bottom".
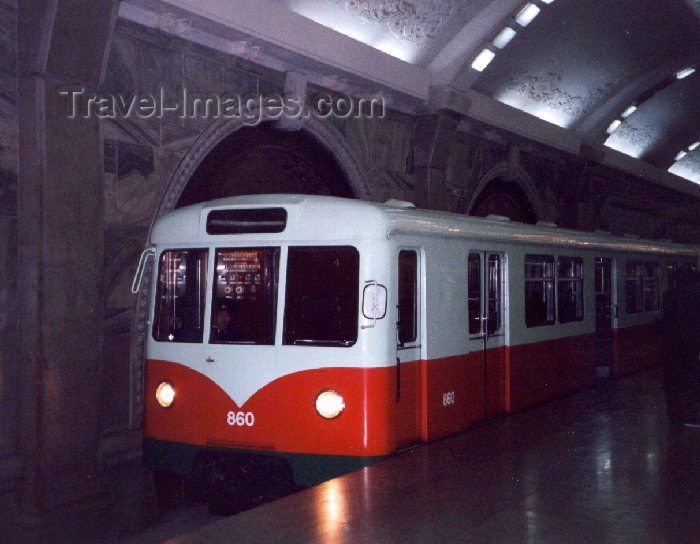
{"left": 150, "top": 194, "right": 698, "bottom": 257}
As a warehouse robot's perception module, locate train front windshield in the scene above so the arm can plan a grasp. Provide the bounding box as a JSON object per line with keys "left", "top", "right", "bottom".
{"left": 152, "top": 246, "right": 359, "bottom": 347}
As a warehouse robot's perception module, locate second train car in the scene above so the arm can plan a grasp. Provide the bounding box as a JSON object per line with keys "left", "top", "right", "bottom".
{"left": 137, "top": 194, "right": 698, "bottom": 501}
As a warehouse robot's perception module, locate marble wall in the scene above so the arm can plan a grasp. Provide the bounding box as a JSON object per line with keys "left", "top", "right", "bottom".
{"left": 0, "top": 0, "right": 18, "bottom": 527}
{"left": 101, "top": 20, "right": 284, "bottom": 434}
{"left": 0, "top": 0, "right": 17, "bottom": 455}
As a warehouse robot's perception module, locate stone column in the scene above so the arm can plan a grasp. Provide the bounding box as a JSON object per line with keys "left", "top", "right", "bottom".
{"left": 414, "top": 113, "right": 459, "bottom": 211}
{"left": 15, "top": 1, "right": 118, "bottom": 541}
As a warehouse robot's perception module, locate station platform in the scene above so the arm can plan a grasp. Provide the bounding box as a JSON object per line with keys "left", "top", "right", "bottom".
{"left": 163, "top": 368, "right": 699, "bottom": 543}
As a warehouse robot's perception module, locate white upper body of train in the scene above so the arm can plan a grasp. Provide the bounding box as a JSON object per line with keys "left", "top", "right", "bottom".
{"left": 143, "top": 194, "right": 698, "bottom": 461}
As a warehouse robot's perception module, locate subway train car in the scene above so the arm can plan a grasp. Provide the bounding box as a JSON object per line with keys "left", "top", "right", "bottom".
{"left": 136, "top": 194, "right": 698, "bottom": 501}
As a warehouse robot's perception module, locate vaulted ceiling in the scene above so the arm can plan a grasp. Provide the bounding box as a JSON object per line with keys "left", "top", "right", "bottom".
{"left": 121, "top": 0, "right": 700, "bottom": 192}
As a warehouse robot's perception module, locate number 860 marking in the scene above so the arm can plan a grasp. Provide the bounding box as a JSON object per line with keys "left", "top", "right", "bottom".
{"left": 442, "top": 391, "right": 455, "bottom": 406}
{"left": 227, "top": 411, "right": 255, "bottom": 426}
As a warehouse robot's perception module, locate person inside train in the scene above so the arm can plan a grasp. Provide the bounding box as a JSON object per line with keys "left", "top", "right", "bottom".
{"left": 212, "top": 299, "right": 237, "bottom": 342}
{"left": 660, "top": 264, "right": 700, "bottom": 428}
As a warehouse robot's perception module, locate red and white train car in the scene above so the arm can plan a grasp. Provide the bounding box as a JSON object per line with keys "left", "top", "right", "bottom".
{"left": 139, "top": 194, "right": 698, "bottom": 491}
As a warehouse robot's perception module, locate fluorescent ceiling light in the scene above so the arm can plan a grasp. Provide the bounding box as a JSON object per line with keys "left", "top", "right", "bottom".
{"left": 493, "top": 27, "right": 517, "bottom": 49}
{"left": 675, "top": 150, "right": 687, "bottom": 161}
{"left": 515, "top": 3, "right": 541, "bottom": 27}
{"left": 669, "top": 162, "right": 700, "bottom": 184}
{"left": 471, "top": 49, "right": 496, "bottom": 72}
{"left": 688, "top": 142, "right": 699, "bottom": 151}
{"left": 541, "top": 0, "right": 555, "bottom": 3}
{"left": 676, "top": 67, "right": 695, "bottom": 79}
{"left": 606, "top": 119, "right": 622, "bottom": 134}
{"left": 621, "top": 105, "right": 637, "bottom": 118}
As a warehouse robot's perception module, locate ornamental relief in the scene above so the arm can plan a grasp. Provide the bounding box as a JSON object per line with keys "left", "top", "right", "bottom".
{"left": 509, "top": 70, "right": 613, "bottom": 119}
{"left": 613, "top": 122, "right": 654, "bottom": 148}
{"left": 332, "top": 0, "right": 455, "bottom": 42}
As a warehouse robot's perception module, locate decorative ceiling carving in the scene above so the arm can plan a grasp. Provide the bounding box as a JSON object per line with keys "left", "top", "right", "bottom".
{"left": 508, "top": 71, "right": 614, "bottom": 119}
{"left": 332, "top": 0, "right": 455, "bottom": 42}
{"left": 613, "top": 123, "right": 655, "bottom": 148}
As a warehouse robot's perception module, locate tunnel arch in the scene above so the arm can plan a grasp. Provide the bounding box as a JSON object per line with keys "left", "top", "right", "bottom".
{"left": 177, "top": 123, "right": 353, "bottom": 206}
{"left": 466, "top": 163, "right": 546, "bottom": 224}
{"left": 156, "top": 116, "right": 372, "bottom": 217}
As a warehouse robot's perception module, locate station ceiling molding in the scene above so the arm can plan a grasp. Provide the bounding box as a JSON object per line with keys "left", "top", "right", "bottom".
{"left": 122, "top": 0, "right": 700, "bottom": 192}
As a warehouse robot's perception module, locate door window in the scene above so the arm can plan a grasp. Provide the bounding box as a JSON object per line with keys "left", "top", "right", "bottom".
{"left": 469, "top": 252, "right": 503, "bottom": 336}
{"left": 468, "top": 253, "right": 481, "bottom": 334}
{"left": 398, "top": 250, "right": 418, "bottom": 345}
{"left": 487, "top": 254, "right": 502, "bottom": 334}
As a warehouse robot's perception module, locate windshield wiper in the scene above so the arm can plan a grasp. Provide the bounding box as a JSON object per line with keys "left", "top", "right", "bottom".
{"left": 292, "top": 339, "right": 354, "bottom": 347}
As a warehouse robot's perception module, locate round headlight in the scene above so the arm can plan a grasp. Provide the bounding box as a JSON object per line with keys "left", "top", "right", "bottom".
{"left": 156, "top": 381, "right": 175, "bottom": 408}
{"left": 315, "top": 389, "right": 345, "bottom": 419}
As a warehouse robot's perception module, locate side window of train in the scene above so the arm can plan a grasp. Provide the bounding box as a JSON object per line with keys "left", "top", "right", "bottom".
{"left": 525, "top": 255, "right": 555, "bottom": 327}
{"left": 283, "top": 246, "right": 359, "bottom": 346}
{"left": 397, "top": 250, "right": 418, "bottom": 345}
{"left": 153, "top": 249, "right": 208, "bottom": 343}
{"left": 625, "top": 261, "right": 659, "bottom": 314}
{"left": 557, "top": 257, "right": 584, "bottom": 323}
{"left": 210, "top": 248, "right": 280, "bottom": 345}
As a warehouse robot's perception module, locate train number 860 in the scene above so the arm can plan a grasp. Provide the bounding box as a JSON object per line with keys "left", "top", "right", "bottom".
{"left": 226, "top": 411, "right": 255, "bottom": 426}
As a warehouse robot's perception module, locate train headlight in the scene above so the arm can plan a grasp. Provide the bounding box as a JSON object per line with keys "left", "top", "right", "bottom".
{"left": 315, "top": 389, "right": 345, "bottom": 419}
{"left": 156, "top": 381, "right": 175, "bottom": 408}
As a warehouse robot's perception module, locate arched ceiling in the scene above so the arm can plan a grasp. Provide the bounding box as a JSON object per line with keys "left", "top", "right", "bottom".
{"left": 121, "top": 0, "right": 700, "bottom": 192}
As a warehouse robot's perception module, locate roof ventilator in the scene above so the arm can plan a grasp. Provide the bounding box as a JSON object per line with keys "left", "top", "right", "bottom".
{"left": 384, "top": 199, "right": 416, "bottom": 208}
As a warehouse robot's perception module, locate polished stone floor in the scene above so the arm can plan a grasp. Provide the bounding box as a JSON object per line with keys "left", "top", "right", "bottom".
{"left": 165, "top": 368, "right": 699, "bottom": 543}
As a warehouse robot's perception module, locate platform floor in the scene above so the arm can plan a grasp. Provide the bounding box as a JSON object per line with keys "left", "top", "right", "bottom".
{"left": 165, "top": 368, "right": 699, "bottom": 543}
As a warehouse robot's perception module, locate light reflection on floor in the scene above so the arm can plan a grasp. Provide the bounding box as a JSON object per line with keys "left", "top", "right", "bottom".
{"left": 137, "top": 367, "right": 699, "bottom": 543}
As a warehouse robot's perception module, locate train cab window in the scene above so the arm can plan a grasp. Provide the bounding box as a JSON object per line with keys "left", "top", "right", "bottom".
{"left": 210, "top": 248, "right": 280, "bottom": 344}
{"left": 153, "top": 249, "right": 208, "bottom": 343}
{"left": 398, "top": 250, "right": 418, "bottom": 344}
{"left": 557, "top": 257, "right": 584, "bottom": 323}
{"left": 283, "top": 246, "right": 359, "bottom": 346}
{"left": 525, "top": 255, "right": 555, "bottom": 327}
{"left": 468, "top": 254, "right": 481, "bottom": 334}
{"left": 643, "top": 262, "right": 659, "bottom": 312}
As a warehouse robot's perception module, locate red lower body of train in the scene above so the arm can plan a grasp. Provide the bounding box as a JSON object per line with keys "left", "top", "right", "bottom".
{"left": 144, "top": 324, "right": 659, "bottom": 488}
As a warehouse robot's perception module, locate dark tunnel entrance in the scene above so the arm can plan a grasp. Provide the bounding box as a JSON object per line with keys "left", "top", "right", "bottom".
{"left": 177, "top": 123, "right": 355, "bottom": 207}
{"left": 469, "top": 178, "right": 537, "bottom": 224}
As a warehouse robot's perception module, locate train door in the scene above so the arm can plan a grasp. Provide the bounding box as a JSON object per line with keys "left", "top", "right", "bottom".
{"left": 467, "top": 252, "right": 506, "bottom": 417}
{"left": 395, "top": 249, "right": 422, "bottom": 448}
{"left": 595, "top": 257, "right": 614, "bottom": 376}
